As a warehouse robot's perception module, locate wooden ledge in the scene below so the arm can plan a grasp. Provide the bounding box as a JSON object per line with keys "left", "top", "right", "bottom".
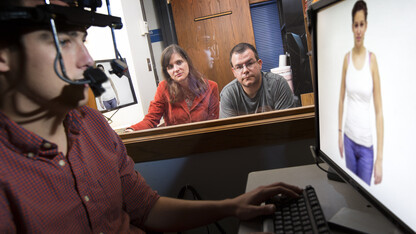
{"left": 120, "top": 106, "right": 315, "bottom": 163}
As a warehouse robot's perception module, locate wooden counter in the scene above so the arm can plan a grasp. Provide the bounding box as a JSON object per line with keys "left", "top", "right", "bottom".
{"left": 120, "top": 105, "right": 315, "bottom": 163}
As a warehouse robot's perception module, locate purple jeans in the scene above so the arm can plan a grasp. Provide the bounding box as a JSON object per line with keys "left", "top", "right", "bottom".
{"left": 344, "top": 134, "right": 374, "bottom": 185}
{"left": 103, "top": 98, "right": 117, "bottom": 110}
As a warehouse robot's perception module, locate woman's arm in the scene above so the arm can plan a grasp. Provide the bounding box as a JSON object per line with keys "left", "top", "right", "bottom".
{"left": 109, "top": 79, "right": 120, "bottom": 105}
{"left": 338, "top": 53, "right": 349, "bottom": 158}
{"left": 371, "top": 53, "right": 384, "bottom": 185}
{"left": 207, "top": 81, "right": 220, "bottom": 120}
{"left": 97, "top": 96, "right": 104, "bottom": 109}
{"left": 144, "top": 182, "right": 302, "bottom": 232}
{"left": 128, "top": 83, "right": 168, "bottom": 131}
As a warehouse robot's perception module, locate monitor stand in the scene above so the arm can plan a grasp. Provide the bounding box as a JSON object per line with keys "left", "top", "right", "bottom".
{"left": 326, "top": 166, "right": 344, "bottom": 183}
{"left": 309, "top": 145, "right": 345, "bottom": 183}
{"left": 328, "top": 207, "right": 401, "bottom": 234}
{"left": 309, "top": 146, "right": 402, "bottom": 233}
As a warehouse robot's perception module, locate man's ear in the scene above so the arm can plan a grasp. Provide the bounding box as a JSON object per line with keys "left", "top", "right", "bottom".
{"left": 257, "top": 59, "right": 263, "bottom": 70}
{"left": 0, "top": 48, "right": 11, "bottom": 72}
{"left": 231, "top": 67, "right": 238, "bottom": 78}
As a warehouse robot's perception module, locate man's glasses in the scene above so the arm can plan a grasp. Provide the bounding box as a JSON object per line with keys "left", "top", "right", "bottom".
{"left": 233, "top": 60, "right": 258, "bottom": 73}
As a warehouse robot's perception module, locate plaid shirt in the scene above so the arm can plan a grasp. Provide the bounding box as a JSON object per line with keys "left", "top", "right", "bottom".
{"left": 0, "top": 107, "right": 159, "bottom": 233}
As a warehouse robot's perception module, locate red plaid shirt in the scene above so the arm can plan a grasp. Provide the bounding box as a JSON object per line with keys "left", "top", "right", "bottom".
{"left": 0, "top": 107, "right": 159, "bottom": 233}
{"left": 129, "top": 79, "right": 219, "bottom": 130}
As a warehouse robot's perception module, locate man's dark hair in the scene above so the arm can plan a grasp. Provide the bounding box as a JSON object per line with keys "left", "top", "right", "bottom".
{"left": 0, "top": 0, "right": 26, "bottom": 45}
{"left": 0, "top": 0, "right": 22, "bottom": 7}
{"left": 229, "top": 43, "right": 259, "bottom": 67}
{"left": 352, "top": 0, "right": 368, "bottom": 22}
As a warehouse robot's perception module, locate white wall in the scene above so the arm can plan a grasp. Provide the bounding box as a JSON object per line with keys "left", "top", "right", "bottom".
{"left": 85, "top": 0, "right": 158, "bottom": 129}
{"left": 143, "top": 0, "right": 165, "bottom": 83}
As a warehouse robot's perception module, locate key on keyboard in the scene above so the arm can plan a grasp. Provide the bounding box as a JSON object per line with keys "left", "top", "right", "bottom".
{"left": 264, "top": 185, "right": 330, "bottom": 234}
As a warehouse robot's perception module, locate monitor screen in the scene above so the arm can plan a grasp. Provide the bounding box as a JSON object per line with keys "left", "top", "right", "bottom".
{"left": 94, "top": 59, "right": 138, "bottom": 113}
{"left": 311, "top": 0, "right": 416, "bottom": 232}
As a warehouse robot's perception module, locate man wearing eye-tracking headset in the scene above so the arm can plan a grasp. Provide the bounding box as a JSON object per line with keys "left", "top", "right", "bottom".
{"left": 0, "top": 1, "right": 302, "bottom": 233}
{"left": 220, "top": 43, "right": 296, "bottom": 118}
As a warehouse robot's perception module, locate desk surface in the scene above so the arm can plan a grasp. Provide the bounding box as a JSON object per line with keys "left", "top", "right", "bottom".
{"left": 238, "top": 164, "right": 397, "bottom": 234}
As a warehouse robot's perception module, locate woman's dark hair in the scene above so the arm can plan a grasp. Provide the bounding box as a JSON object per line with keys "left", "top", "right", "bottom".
{"left": 161, "top": 44, "right": 207, "bottom": 103}
{"left": 352, "top": 0, "right": 368, "bottom": 22}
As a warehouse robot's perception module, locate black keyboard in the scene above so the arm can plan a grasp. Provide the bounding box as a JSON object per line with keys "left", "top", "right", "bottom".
{"left": 264, "top": 185, "right": 330, "bottom": 234}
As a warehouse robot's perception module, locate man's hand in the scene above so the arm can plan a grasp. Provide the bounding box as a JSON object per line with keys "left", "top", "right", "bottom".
{"left": 339, "top": 133, "right": 344, "bottom": 158}
{"left": 144, "top": 182, "right": 302, "bottom": 232}
{"left": 374, "top": 159, "right": 383, "bottom": 185}
{"left": 230, "top": 182, "right": 302, "bottom": 220}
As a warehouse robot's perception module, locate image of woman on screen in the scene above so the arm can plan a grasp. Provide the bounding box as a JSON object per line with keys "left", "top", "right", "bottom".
{"left": 97, "top": 64, "right": 120, "bottom": 110}
{"left": 338, "top": 0, "right": 384, "bottom": 186}
{"left": 125, "top": 44, "right": 219, "bottom": 131}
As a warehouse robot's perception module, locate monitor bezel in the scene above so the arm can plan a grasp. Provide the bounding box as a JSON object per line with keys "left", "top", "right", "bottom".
{"left": 309, "top": 0, "right": 412, "bottom": 233}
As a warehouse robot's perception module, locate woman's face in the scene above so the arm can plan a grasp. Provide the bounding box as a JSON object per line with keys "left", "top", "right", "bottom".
{"left": 166, "top": 53, "right": 189, "bottom": 85}
{"left": 352, "top": 10, "right": 367, "bottom": 47}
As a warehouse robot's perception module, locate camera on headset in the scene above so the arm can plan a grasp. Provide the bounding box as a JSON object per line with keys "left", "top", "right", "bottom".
{"left": 76, "top": 0, "right": 102, "bottom": 10}
{"left": 109, "top": 59, "right": 128, "bottom": 78}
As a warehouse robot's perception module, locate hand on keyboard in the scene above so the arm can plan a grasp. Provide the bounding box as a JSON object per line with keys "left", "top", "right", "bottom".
{"left": 264, "top": 185, "right": 330, "bottom": 234}
{"left": 267, "top": 193, "right": 298, "bottom": 207}
{"left": 231, "top": 182, "right": 303, "bottom": 221}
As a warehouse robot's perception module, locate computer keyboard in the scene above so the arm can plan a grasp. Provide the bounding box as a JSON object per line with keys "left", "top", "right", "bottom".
{"left": 264, "top": 185, "right": 330, "bottom": 234}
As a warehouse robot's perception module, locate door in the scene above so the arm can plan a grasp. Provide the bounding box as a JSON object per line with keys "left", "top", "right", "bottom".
{"left": 170, "top": 0, "right": 256, "bottom": 92}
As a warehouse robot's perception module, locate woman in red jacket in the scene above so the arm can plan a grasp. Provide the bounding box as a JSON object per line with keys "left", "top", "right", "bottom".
{"left": 126, "top": 44, "right": 219, "bottom": 131}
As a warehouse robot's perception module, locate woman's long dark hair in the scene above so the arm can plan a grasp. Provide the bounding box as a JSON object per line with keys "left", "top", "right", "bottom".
{"left": 352, "top": 0, "right": 368, "bottom": 22}
{"left": 161, "top": 44, "right": 207, "bottom": 103}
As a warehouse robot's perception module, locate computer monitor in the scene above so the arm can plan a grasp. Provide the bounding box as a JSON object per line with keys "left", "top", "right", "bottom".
{"left": 310, "top": 0, "right": 416, "bottom": 233}
{"left": 286, "top": 32, "right": 313, "bottom": 98}
{"left": 94, "top": 59, "right": 138, "bottom": 114}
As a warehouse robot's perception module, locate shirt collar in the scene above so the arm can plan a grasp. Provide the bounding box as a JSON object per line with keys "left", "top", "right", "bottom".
{"left": 0, "top": 108, "right": 84, "bottom": 156}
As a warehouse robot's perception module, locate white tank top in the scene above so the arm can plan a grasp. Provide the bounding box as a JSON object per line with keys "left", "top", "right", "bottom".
{"left": 100, "top": 80, "right": 117, "bottom": 101}
{"left": 344, "top": 50, "right": 373, "bottom": 147}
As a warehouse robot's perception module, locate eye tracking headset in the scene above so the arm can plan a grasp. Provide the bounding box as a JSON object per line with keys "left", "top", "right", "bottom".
{"left": 0, "top": 0, "right": 124, "bottom": 96}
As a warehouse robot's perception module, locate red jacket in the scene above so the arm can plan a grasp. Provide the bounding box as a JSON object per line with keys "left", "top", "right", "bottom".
{"left": 129, "top": 79, "right": 219, "bottom": 130}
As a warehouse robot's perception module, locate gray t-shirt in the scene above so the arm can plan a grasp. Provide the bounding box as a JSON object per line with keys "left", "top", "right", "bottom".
{"left": 219, "top": 72, "right": 295, "bottom": 118}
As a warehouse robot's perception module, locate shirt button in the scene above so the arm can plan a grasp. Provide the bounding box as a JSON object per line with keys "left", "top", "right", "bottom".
{"left": 84, "top": 196, "right": 90, "bottom": 202}
{"left": 27, "top": 152, "right": 35, "bottom": 158}
{"left": 58, "top": 160, "right": 66, "bottom": 167}
{"left": 43, "top": 142, "right": 52, "bottom": 149}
